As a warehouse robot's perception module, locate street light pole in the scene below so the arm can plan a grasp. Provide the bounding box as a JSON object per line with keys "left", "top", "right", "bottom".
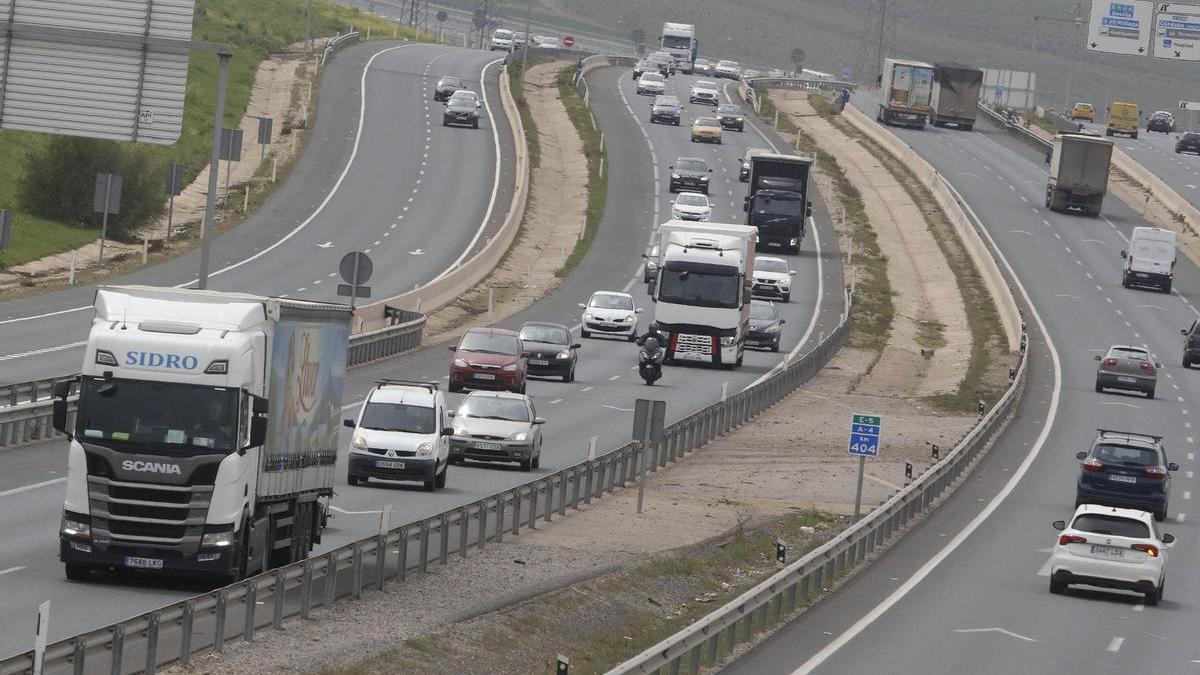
{"left": 198, "top": 52, "right": 230, "bottom": 290}
{"left": 521, "top": 0, "right": 532, "bottom": 75}
{"left": 304, "top": 0, "right": 314, "bottom": 54}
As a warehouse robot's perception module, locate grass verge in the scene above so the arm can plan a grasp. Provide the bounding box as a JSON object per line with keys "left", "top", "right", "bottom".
{"left": 555, "top": 66, "right": 607, "bottom": 277}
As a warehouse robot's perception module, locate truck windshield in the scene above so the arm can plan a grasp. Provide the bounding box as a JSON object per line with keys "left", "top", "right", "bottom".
{"left": 662, "top": 35, "right": 691, "bottom": 50}
{"left": 754, "top": 194, "right": 803, "bottom": 218}
{"left": 658, "top": 264, "right": 740, "bottom": 308}
{"left": 75, "top": 377, "right": 239, "bottom": 455}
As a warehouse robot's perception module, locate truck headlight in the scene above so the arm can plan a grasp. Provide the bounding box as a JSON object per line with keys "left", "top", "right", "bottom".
{"left": 415, "top": 442, "right": 435, "bottom": 456}
{"left": 201, "top": 528, "right": 235, "bottom": 549}
{"left": 62, "top": 515, "right": 91, "bottom": 540}
{"left": 719, "top": 336, "right": 737, "bottom": 346}
{"left": 353, "top": 435, "right": 368, "bottom": 449}
{"left": 508, "top": 431, "right": 529, "bottom": 441}
{"left": 503, "top": 363, "right": 518, "bottom": 372}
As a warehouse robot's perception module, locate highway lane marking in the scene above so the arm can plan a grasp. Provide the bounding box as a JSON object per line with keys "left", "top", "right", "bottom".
{"left": 549, "top": 398, "right": 563, "bottom": 405}
{"left": 1010, "top": 229, "right": 1032, "bottom": 236}
{"left": 1101, "top": 402, "right": 1143, "bottom": 408}
{"left": 951, "top": 628, "right": 1035, "bottom": 642}
{"left": 1178, "top": 513, "right": 1187, "bottom": 523}
{"left": 330, "top": 506, "right": 383, "bottom": 515}
{"left": 0, "top": 477, "right": 66, "bottom": 499}
{"left": 0, "top": 566, "right": 24, "bottom": 577}
{"left": 603, "top": 405, "right": 634, "bottom": 412}
{"left": 1185, "top": 491, "right": 1192, "bottom": 500}
{"left": 1107, "top": 637, "right": 1124, "bottom": 653}
{"left": 0, "top": 340, "right": 87, "bottom": 362}
{"left": 608, "top": 375, "right": 620, "bottom": 381}
{"left": 1133, "top": 603, "right": 1144, "bottom": 612}
{"left": 580, "top": 386, "right": 593, "bottom": 392}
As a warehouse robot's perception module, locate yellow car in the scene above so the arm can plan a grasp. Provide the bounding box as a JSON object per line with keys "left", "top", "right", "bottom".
{"left": 1070, "top": 102, "right": 1095, "bottom": 122}
{"left": 691, "top": 116, "right": 723, "bottom": 144}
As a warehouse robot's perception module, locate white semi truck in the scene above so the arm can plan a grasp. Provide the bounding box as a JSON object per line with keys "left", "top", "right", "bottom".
{"left": 649, "top": 221, "right": 757, "bottom": 368}
{"left": 52, "top": 286, "right": 352, "bottom": 583}
{"left": 660, "top": 22, "right": 697, "bottom": 74}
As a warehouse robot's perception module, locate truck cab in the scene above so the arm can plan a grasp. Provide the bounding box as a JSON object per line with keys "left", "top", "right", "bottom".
{"left": 743, "top": 153, "right": 813, "bottom": 254}
{"left": 660, "top": 22, "right": 696, "bottom": 74}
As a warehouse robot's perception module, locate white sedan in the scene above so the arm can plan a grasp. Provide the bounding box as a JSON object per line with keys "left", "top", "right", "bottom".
{"left": 579, "top": 291, "right": 641, "bottom": 340}
{"left": 715, "top": 60, "right": 742, "bottom": 80}
{"left": 689, "top": 80, "right": 720, "bottom": 105}
{"left": 671, "top": 192, "right": 712, "bottom": 221}
{"left": 1049, "top": 505, "right": 1173, "bottom": 606}
{"left": 636, "top": 72, "right": 667, "bottom": 96}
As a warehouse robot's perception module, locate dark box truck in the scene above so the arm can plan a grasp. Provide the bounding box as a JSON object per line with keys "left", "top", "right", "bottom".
{"left": 743, "top": 153, "right": 813, "bottom": 254}
{"left": 929, "top": 62, "right": 983, "bottom": 130}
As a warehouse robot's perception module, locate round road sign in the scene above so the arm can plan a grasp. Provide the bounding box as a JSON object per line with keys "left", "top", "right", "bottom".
{"left": 339, "top": 251, "right": 373, "bottom": 285}
{"left": 563, "top": 35, "right": 575, "bottom": 47}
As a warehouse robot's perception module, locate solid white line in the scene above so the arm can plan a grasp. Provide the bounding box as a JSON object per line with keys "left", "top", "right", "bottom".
{"left": 0, "top": 306, "right": 90, "bottom": 326}
{"left": 793, "top": 134, "right": 1064, "bottom": 674}
{"left": 0, "top": 566, "right": 24, "bottom": 577}
{"left": 0, "top": 340, "right": 87, "bottom": 362}
{"left": 330, "top": 506, "right": 382, "bottom": 515}
{"left": 0, "top": 477, "right": 67, "bottom": 499}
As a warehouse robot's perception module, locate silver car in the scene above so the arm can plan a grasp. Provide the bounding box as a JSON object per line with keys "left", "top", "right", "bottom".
{"left": 449, "top": 391, "right": 545, "bottom": 471}
{"left": 1095, "top": 345, "right": 1159, "bottom": 399}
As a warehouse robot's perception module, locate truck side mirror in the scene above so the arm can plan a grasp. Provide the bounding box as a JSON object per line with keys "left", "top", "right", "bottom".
{"left": 343, "top": 419, "right": 356, "bottom": 428}
{"left": 806, "top": 201, "right": 813, "bottom": 217}
{"left": 1044, "top": 151, "right": 1051, "bottom": 164}
{"left": 52, "top": 400, "right": 70, "bottom": 437}
{"left": 252, "top": 394, "right": 269, "bottom": 415}
{"left": 648, "top": 280, "right": 657, "bottom": 297}
{"left": 1120, "top": 250, "right": 1127, "bottom": 259}
{"left": 743, "top": 287, "right": 752, "bottom": 304}
{"left": 743, "top": 195, "right": 750, "bottom": 212}
{"left": 51, "top": 379, "right": 72, "bottom": 398}
{"left": 247, "top": 416, "right": 269, "bottom": 450}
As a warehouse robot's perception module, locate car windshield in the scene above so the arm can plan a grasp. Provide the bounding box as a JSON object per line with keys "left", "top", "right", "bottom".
{"left": 658, "top": 263, "right": 741, "bottom": 308}
{"left": 649, "top": 53, "right": 672, "bottom": 63}
{"left": 459, "top": 396, "right": 530, "bottom": 422}
{"left": 1093, "top": 443, "right": 1160, "bottom": 467}
{"left": 519, "top": 324, "right": 570, "bottom": 344}
{"left": 695, "top": 59, "right": 711, "bottom": 66}
{"left": 695, "top": 80, "right": 717, "bottom": 89}
{"left": 1186, "top": 133, "right": 1200, "bottom": 141}
{"left": 1070, "top": 514, "right": 1150, "bottom": 538}
{"left": 360, "top": 402, "right": 435, "bottom": 434}
{"left": 76, "top": 377, "right": 240, "bottom": 455}
{"left": 458, "top": 332, "right": 519, "bottom": 355}
{"left": 1109, "top": 347, "right": 1149, "bottom": 361}
{"left": 719, "top": 61, "right": 738, "bottom": 68}
{"left": 718, "top": 105, "right": 741, "bottom": 114}
{"left": 696, "top": 118, "right": 720, "bottom": 127}
{"left": 494, "top": 30, "right": 513, "bottom": 39}
{"left": 448, "top": 92, "right": 476, "bottom": 105}
{"left": 757, "top": 259, "right": 789, "bottom": 274}
{"left": 750, "top": 302, "right": 777, "bottom": 320}
{"left": 676, "top": 193, "right": 708, "bottom": 207}
{"left": 590, "top": 294, "right": 634, "bottom": 310}
{"left": 642, "top": 73, "right": 665, "bottom": 83}
{"left": 676, "top": 159, "right": 706, "bottom": 172}
{"left": 440, "top": 77, "right": 464, "bottom": 87}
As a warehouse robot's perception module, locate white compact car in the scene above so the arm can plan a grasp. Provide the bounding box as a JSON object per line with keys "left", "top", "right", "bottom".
{"left": 715, "top": 60, "right": 742, "bottom": 80}
{"left": 580, "top": 291, "right": 641, "bottom": 340}
{"left": 689, "top": 79, "right": 721, "bottom": 105}
{"left": 752, "top": 256, "right": 797, "bottom": 303}
{"left": 672, "top": 192, "right": 712, "bottom": 221}
{"left": 636, "top": 71, "right": 667, "bottom": 96}
{"left": 1049, "top": 505, "right": 1173, "bottom": 606}
{"left": 344, "top": 380, "right": 452, "bottom": 491}
{"left": 490, "top": 28, "right": 515, "bottom": 52}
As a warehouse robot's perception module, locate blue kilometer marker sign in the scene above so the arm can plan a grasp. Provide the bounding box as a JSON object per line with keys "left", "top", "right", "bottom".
{"left": 849, "top": 413, "right": 881, "bottom": 457}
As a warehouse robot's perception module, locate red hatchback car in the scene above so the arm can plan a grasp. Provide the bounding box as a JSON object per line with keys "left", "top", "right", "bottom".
{"left": 448, "top": 327, "right": 528, "bottom": 394}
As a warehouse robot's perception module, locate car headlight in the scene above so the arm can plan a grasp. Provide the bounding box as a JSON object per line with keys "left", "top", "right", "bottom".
{"left": 700, "top": 175, "right": 709, "bottom": 181}
{"left": 201, "top": 528, "right": 235, "bottom": 550}
{"left": 719, "top": 336, "right": 737, "bottom": 346}
{"left": 453, "top": 358, "right": 468, "bottom": 367}
{"left": 742, "top": 162, "right": 750, "bottom": 169}
{"left": 508, "top": 431, "right": 530, "bottom": 441}
{"left": 353, "top": 435, "right": 367, "bottom": 449}
{"left": 765, "top": 324, "right": 781, "bottom": 333}
{"left": 415, "top": 442, "right": 435, "bottom": 456}
{"left": 453, "top": 426, "right": 468, "bottom": 437}
{"left": 623, "top": 315, "right": 636, "bottom": 322}
{"left": 584, "top": 313, "right": 595, "bottom": 321}
{"left": 557, "top": 349, "right": 571, "bottom": 359}
{"left": 62, "top": 516, "right": 91, "bottom": 540}
{"left": 671, "top": 173, "right": 680, "bottom": 179}
{"left": 503, "top": 363, "right": 518, "bottom": 372}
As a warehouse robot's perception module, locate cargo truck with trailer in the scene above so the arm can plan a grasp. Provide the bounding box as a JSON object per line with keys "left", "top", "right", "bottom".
{"left": 660, "top": 22, "right": 697, "bottom": 74}
{"left": 743, "top": 152, "right": 813, "bottom": 254}
{"left": 878, "top": 57, "right": 934, "bottom": 129}
{"left": 52, "top": 285, "right": 352, "bottom": 584}
{"left": 1046, "top": 133, "right": 1113, "bottom": 217}
{"left": 929, "top": 62, "right": 982, "bottom": 129}
{"left": 648, "top": 222, "right": 756, "bottom": 368}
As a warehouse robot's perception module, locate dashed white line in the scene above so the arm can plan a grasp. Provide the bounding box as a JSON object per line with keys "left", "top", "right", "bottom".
{"left": 1106, "top": 637, "right": 1124, "bottom": 653}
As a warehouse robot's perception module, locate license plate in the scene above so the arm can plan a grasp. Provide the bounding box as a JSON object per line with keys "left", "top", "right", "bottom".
{"left": 1109, "top": 474, "right": 1137, "bottom": 483}
{"left": 1090, "top": 544, "right": 1124, "bottom": 558}
{"left": 125, "top": 556, "right": 164, "bottom": 569}
{"left": 473, "top": 442, "right": 501, "bottom": 451}
{"left": 528, "top": 359, "right": 549, "bottom": 366}
{"left": 1117, "top": 376, "right": 1138, "bottom": 383}
{"left": 376, "top": 460, "right": 406, "bottom": 469}
{"left": 473, "top": 373, "right": 496, "bottom": 380}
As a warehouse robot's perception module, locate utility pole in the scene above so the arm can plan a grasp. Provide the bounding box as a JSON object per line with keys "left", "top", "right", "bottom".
{"left": 304, "top": 0, "right": 314, "bottom": 54}
{"left": 876, "top": 0, "right": 886, "bottom": 83}
{"left": 521, "top": 0, "right": 532, "bottom": 74}
{"left": 1028, "top": 5, "right": 1083, "bottom": 113}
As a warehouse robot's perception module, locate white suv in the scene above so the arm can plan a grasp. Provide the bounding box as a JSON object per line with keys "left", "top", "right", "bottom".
{"left": 344, "top": 380, "right": 452, "bottom": 491}
{"left": 1049, "top": 505, "right": 1174, "bottom": 606}
{"left": 752, "top": 256, "right": 797, "bottom": 303}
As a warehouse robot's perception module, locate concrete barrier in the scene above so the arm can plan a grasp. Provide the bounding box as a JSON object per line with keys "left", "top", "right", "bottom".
{"left": 843, "top": 104, "right": 1023, "bottom": 352}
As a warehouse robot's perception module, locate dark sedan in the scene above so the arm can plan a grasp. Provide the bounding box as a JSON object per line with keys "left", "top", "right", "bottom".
{"left": 443, "top": 90, "right": 481, "bottom": 129}
{"left": 1148, "top": 111, "right": 1175, "bottom": 133}
{"left": 433, "top": 75, "right": 466, "bottom": 102}
{"left": 746, "top": 300, "right": 785, "bottom": 351}
{"left": 1177, "top": 132, "right": 1200, "bottom": 155}
{"left": 518, "top": 322, "right": 580, "bottom": 382}
{"left": 651, "top": 95, "right": 682, "bottom": 126}
{"left": 669, "top": 157, "right": 711, "bottom": 194}
{"left": 717, "top": 103, "right": 745, "bottom": 131}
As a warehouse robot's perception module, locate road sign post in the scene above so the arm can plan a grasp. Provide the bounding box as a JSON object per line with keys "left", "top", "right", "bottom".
{"left": 93, "top": 173, "right": 123, "bottom": 264}
{"left": 0, "top": 210, "right": 11, "bottom": 251}
{"left": 633, "top": 399, "right": 666, "bottom": 514}
{"left": 848, "top": 413, "right": 881, "bottom": 519}
{"left": 1087, "top": 0, "right": 1153, "bottom": 55}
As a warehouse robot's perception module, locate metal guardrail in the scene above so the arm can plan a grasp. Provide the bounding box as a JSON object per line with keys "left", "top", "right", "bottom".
{"left": 0, "top": 292, "right": 852, "bottom": 675}
{"left": 321, "top": 31, "right": 360, "bottom": 66}
{"left": 0, "top": 377, "right": 76, "bottom": 408}
{"left": 747, "top": 76, "right": 859, "bottom": 93}
{"left": 977, "top": 103, "right": 1052, "bottom": 149}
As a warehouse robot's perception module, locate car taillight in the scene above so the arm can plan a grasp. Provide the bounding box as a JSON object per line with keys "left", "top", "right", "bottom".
{"left": 1144, "top": 466, "right": 1168, "bottom": 479}
{"left": 1131, "top": 543, "right": 1159, "bottom": 557}
{"left": 1082, "top": 458, "right": 1105, "bottom": 472}
{"left": 1102, "top": 358, "right": 1118, "bottom": 366}
{"left": 1140, "top": 362, "right": 1155, "bottom": 373}
{"left": 1059, "top": 534, "right": 1087, "bottom": 545}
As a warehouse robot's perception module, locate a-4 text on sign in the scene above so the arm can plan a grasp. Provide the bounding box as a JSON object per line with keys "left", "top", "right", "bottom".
{"left": 1087, "top": 0, "right": 1154, "bottom": 56}
{"left": 848, "top": 413, "right": 880, "bottom": 457}
{"left": 1154, "top": 3, "right": 1200, "bottom": 60}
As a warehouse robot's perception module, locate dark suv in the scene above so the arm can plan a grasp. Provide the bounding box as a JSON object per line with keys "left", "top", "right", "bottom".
{"left": 650, "top": 95, "right": 682, "bottom": 126}
{"left": 433, "top": 76, "right": 466, "bottom": 102}
{"left": 1176, "top": 132, "right": 1200, "bottom": 155}
{"left": 1076, "top": 429, "right": 1177, "bottom": 521}
{"left": 669, "top": 157, "right": 711, "bottom": 194}
{"left": 717, "top": 103, "right": 745, "bottom": 131}
{"left": 443, "top": 90, "right": 481, "bottom": 129}
{"left": 1181, "top": 320, "right": 1200, "bottom": 367}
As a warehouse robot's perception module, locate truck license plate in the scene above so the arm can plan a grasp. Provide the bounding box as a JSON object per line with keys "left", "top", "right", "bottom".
{"left": 125, "top": 556, "right": 164, "bottom": 569}
{"left": 376, "top": 460, "right": 406, "bottom": 470}
{"left": 674, "top": 351, "right": 708, "bottom": 362}
{"left": 473, "top": 373, "right": 497, "bottom": 381}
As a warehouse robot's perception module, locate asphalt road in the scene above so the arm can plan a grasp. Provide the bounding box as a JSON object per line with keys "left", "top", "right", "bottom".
{"left": 723, "top": 96, "right": 1200, "bottom": 674}
{"left": 0, "top": 67, "right": 844, "bottom": 656}
{"left": 0, "top": 41, "right": 514, "bottom": 384}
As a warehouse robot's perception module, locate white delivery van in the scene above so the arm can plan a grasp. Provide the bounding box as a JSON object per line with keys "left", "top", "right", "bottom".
{"left": 1122, "top": 226, "right": 1177, "bottom": 293}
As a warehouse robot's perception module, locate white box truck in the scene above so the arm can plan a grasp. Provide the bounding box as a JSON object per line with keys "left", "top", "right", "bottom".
{"left": 52, "top": 285, "right": 352, "bottom": 583}
{"left": 649, "top": 222, "right": 757, "bottom": 368}
{"left": 1046, "top": 132, "right": 1113, "bottom": 217}
{"left": 878, "top": 57, "right": 934, "bottom": 129}
{"left": 660, "top": 22, "right": 697, "bottom": 74}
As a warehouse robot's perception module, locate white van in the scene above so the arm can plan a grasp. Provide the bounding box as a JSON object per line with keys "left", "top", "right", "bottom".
{"left": 490, "top": 28, "right": 515, "bottom": 52}
{"left": 1121, "top": 226, "right": 1177, "bottom": 293}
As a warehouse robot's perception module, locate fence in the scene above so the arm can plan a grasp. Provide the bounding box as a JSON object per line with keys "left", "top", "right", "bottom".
{"left": 744, "top": 77, "right": 858, "bottom": 93}
{"left": 0, "top": 291, "right": 852, "bottom": 675}
{"left": 320, "top": 32, "right": 360, "bottom": 66}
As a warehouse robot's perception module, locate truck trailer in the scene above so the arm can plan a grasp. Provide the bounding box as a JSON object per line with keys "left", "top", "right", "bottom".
{"left": 650, "top": 222, "right": 756, "bottom": 368}
{"left": 743, "top": 152, "right": 813, "bottom": 254}
{"left": 878, "top": 57, "right": 934, "bottom": 129}
{"left": 929, "top": 62, "right": 982, "bottom": 130}
{"left": 52, "top": 285, "right": 352, "bottom": 583}
{"left": 1046, "top": 133, "right": 1113, "bottom": 217}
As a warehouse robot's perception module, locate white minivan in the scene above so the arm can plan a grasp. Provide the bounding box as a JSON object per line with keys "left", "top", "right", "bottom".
{"left": 490, "top": 28, "right": 515, "bottom": 52}
{"left": 1121, "top": 226, "right": 1177, "bottom": 293}
{"left": 344, "top": 380, "right": 452, "bottom": 491}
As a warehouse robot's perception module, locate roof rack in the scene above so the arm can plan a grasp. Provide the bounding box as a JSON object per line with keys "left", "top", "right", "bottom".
{"left": 1096, "top": 428, "right": 1162, "bottom": 443}
{"left": 375, "top": 379, "right": 439, "bottom": 392}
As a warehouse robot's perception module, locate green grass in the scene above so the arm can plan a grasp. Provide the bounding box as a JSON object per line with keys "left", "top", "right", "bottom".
{"left": 555, "top": 66, "right": 607, "bottom": 277}
{"left": 0, "top": 214, "right": 99, "bottom": 269}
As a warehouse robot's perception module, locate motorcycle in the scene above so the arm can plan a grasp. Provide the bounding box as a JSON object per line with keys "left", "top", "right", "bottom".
{"left": 638, "top": 336, "right": 666, "bottom": 385}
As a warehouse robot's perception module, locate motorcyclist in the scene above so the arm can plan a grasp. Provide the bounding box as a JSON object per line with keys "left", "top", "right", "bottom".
{"left": 635, "top": 325, "right": 669, "bottom": 350}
